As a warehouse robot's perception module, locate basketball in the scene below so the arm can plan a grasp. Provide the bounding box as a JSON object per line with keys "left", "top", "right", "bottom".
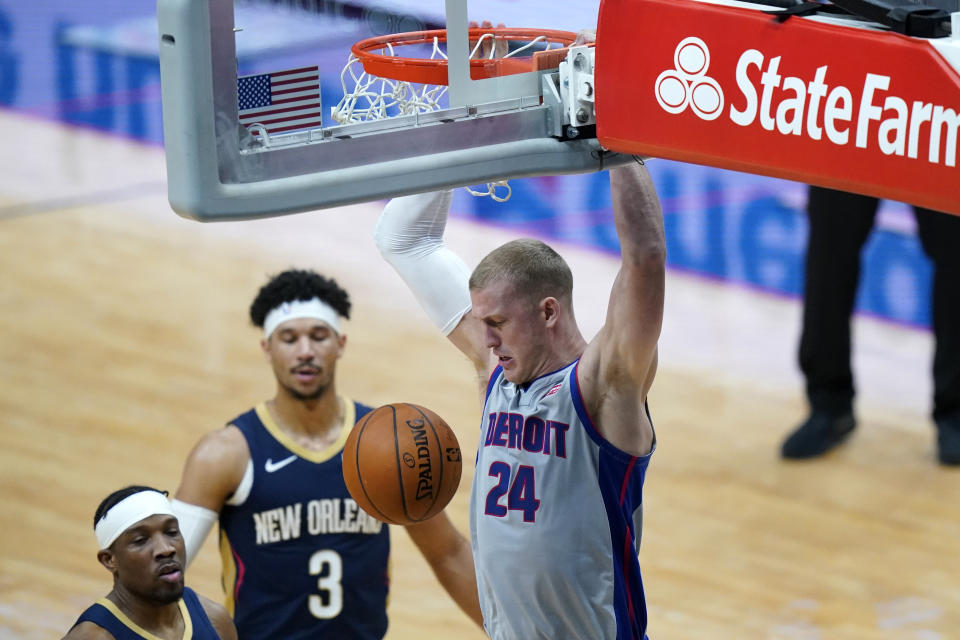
{"left": 343, "top": 403, "right": 462, "bottom": 525}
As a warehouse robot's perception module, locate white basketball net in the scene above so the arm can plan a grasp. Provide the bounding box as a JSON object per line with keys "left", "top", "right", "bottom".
{"left": 331, "top": 33, "right": 561, "bottom": 203}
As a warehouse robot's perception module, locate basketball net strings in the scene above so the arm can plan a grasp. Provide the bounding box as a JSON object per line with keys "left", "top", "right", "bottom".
{"left": 332, "top": 33, "right": 560, "bottom": 203}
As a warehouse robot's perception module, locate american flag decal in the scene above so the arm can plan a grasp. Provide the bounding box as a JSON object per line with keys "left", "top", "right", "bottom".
{"left": 237, "top": 65, "right": 322, "bottom": 135}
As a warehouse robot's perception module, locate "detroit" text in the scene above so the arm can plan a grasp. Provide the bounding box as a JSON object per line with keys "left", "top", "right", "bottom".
{"left": 484, "top": 412, "right": 569, "bottom": 457}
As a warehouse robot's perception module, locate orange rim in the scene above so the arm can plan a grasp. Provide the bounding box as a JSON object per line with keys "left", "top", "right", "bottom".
{"left": 351, "top": 27, "right": 579, "bottom": 85}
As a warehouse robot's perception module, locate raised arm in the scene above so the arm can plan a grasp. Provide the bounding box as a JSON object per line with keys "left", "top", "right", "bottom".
{"left": 580, "top": 161, "right": 666, "bottom": 454}
{"left": 606, "top": 160, "right": 666, "bottom": 380}
{"left": 404, "top": 513, "right": 483, "bottom": 627}
{"left": 374, "top": 192, "right": 493, "bottom": 387}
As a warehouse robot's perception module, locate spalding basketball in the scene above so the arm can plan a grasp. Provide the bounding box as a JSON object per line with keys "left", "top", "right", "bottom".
{"left": 343, "top": 403, "right": 462, "bottom": 525}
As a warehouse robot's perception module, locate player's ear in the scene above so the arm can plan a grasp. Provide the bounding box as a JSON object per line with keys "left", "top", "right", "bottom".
{"left": 260, "top": 337, "right": 271, "bottom": 361}
{"left": 541, "top": 297, "right": 560, "bottom": 327}
{"left": 98, "top": 549, "right": 117, "bottom": 574}
{"left": 336, "top": 332, "right": 347, "bottom": 356}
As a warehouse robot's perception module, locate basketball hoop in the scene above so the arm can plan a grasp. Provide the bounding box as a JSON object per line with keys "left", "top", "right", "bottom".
{"left": 349, "top": 28, "right": 579, "bottom": 86}
{"left": 331, "top": 27, "right": 579, "bottom": 202}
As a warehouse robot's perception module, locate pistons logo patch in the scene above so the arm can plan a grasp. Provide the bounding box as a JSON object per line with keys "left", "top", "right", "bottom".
{"left": 543, "top": 383, "right": 563, "bottom": 398}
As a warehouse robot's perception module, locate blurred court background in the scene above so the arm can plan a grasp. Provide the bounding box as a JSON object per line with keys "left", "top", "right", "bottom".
{"left": 0, "top": 1, "right": 957, "bottom": 639}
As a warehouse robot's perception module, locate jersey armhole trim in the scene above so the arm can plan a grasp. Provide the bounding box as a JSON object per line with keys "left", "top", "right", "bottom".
{"left": 225, "top": 459, "right": 253, "bottom": 507}
{"left": 570, "top": 362, "right": 656, "bottom": 463}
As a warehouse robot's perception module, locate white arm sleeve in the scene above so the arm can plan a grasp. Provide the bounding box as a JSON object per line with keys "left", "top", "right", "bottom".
{"left": 374, "top": 191, "right": 473, "bottom": 336}
{"left": 170, "top": 499, "right": 219, "bottom": 567}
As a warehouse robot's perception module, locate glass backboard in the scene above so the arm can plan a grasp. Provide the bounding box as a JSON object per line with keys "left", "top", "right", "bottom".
{"left": 157, "top": 0, "right": 626, "bottom": 220}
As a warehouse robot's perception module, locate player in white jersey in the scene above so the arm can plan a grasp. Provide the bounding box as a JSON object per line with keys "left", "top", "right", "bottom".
{"left": 375, "top": 159, "right": 664, "bottom": 639}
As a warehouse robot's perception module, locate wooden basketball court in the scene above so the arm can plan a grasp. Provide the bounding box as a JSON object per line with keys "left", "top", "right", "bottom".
{"left": 1, "top": 112, "right": 958, "bottom": 639}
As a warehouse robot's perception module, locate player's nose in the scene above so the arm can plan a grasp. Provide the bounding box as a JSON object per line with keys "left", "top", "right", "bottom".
{"left": 295, "top": 335, "right": 315, "bottom": 357}
{"left": 153, "top": 533, "right": 176, "bottom": 557}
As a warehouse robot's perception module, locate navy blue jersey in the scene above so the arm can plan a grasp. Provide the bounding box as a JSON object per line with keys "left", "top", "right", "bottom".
{"left": 72, "top": 586, "right": 220, "bottom": 639}
{"left": 219, "top": 400, "right": 390, "bottom": 640}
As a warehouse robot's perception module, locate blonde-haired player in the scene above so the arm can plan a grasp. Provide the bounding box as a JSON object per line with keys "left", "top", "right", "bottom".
{"left": 376, "top": 159, "right": 664, "bottom": 639}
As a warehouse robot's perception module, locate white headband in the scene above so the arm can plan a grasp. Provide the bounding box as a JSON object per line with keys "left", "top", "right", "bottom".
{"left": 95, "top": 491, "right": 176, "bottom": 550}
{"left": 263, "top": 297, "right": 341, "bottom": 338}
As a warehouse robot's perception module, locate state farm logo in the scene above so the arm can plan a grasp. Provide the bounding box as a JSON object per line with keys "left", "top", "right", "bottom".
{"left": 651, "top": 36, "right": 960, "bottom": 169}
{"left": 655, "top": 37, "right": 724, "bottom": 121}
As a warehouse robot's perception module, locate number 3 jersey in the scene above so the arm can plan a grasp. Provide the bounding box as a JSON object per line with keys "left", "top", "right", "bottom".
{"left": 470, "top": 360, "right": 654, "bottom": 640}
{"left": 219, "top": 400, "right": 390, "bottom": 640}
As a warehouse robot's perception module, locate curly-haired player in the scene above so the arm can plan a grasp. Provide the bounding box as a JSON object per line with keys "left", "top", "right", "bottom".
{"left": 171, "top": 269, "right": 481, "bottom": 639}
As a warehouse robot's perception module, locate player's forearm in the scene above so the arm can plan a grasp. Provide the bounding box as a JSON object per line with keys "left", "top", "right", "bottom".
{"left": 604, "top": 161, "right": 666, "bottom": 382}
{"left": 610, "top": 160, "right": 666, "bottom": 262}
{"left": 373, "top": 191, "right": 472, "bottom": 336}
{"left": 427, "top": 536, "right": 483, "bottom": 627}
{"left": 406, "top": 515, "right": 483, "bottom": 627}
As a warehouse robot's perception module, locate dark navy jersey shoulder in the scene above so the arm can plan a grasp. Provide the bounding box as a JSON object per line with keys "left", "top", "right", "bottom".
{"left": 220, "top": 399, "right": 390, "bottom": 640}
{"left": 72, "top": 587, "right": 220, "bottom": 639}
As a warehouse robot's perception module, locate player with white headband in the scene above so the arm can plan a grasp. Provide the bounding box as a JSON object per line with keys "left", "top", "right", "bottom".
{"left": 63, "top": 485, "right": 236, "bottom": 640}
{"left": 170, "top": 269, "right": 481, "bottom": 639}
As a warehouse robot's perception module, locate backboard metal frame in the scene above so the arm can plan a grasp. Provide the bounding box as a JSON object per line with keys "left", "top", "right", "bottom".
{"left": 157, "top": 0, "right": 622, "bottom": 221}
